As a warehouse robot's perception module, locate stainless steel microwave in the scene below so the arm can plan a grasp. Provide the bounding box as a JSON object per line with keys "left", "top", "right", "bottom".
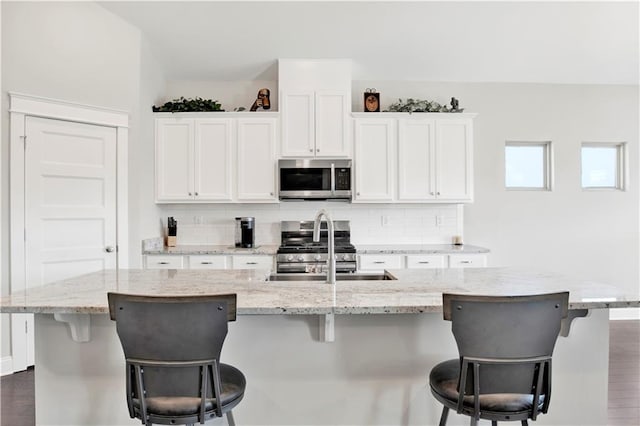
{"left": 278, "top": 159, "right": 352, "bottom": 201}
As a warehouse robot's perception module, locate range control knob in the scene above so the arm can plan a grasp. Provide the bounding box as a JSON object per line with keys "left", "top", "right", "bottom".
{"left": 297, "top": 256, "right": 305, "bottom": 262}
{"left": 314, "top": 254, "right": 322, "bottom": 261}
{"left": 341, "top": 254, "right": 349, "bottom": 261}
{"left": 286, "top": 255, "right": 294, "bottom": 262}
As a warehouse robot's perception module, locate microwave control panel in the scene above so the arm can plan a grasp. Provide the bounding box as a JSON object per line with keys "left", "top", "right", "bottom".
{"left": 335, "top": 168, "right": 351, "bottom": 190}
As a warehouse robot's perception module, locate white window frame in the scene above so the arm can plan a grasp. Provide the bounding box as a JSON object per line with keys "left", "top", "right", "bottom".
{"left": 505, "top": 141, "right": 553, "bottom": 191}
{"left": 581, "top": 142, "right": 627, "bottom": 191}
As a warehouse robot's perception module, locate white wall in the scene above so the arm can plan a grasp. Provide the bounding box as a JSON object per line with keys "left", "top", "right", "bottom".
{"left": 0, "top": 1, "right": 143, "bottom": 361}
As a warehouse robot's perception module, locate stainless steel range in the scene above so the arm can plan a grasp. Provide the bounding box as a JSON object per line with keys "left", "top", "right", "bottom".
{"left": 276, "top": 220, "right": 357, "bottom": 273}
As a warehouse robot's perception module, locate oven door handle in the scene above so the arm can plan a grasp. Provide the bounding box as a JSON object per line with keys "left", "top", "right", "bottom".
{"left": 330, "top": 163, "right": 335, "bottom": 194}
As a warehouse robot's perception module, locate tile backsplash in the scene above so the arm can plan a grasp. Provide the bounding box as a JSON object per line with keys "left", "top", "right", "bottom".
{"left": 155, "top": 203, "right": 462, "bottom": 246}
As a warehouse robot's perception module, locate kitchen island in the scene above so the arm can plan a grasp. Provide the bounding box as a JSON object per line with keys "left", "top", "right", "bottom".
{"left": 1, "top": 268, "right": 638, "bottom": 425}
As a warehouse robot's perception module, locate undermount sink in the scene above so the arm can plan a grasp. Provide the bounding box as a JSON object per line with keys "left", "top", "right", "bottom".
{"left": 267, "top": 272, "right": 397, "bottom": 282}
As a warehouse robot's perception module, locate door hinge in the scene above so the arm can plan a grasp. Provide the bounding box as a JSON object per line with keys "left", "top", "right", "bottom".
{"left": 25, "top": 320, "right": 28, "bottom": 334}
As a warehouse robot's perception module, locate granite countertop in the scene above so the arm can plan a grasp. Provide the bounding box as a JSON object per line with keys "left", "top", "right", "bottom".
{"left": 356, "top": 244, "right": 490, "bottom": 254}
{"left": 143, "top": 244, "right": 279, "bottom": 255}
{"left": 1, "top": 268, "right": 637, "bottom": 315}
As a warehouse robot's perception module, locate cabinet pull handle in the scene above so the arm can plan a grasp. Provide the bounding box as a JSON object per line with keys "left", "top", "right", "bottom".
{"left": 201, "top": 261, "right": 213, "bottom": 264}
{"left": 373, "top": 261, "right": 386, "bottom": 264}
{"left": 158, "top": 261, "right": 169, "bottom": 265}
{"left": 418, "top": 261, "right": 430, "bottom": 264}
{"left": 246, "top": 262, "right": 258, "bottom": 265}
{"left": 460, "top": 260, "right": 471, "bottom": 264}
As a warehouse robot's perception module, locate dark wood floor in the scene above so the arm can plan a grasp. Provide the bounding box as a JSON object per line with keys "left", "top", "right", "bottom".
{"left": 1, "top": 321, "right": 639, "bottom": 426}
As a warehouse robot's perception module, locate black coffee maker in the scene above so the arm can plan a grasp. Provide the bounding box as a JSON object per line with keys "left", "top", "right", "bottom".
{"left": 235, "top": 217, "right": 255, "bottom": 248}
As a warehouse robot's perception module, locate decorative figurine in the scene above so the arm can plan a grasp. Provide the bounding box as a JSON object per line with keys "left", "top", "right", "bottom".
{"left": 450, "top": 97, "right": 460, "bottom": 111}
{"left": 364, "top": 88, "right": 380, "bottom": 112}
{"left": 250, "top": 88, "right": 271, "bottom": 111}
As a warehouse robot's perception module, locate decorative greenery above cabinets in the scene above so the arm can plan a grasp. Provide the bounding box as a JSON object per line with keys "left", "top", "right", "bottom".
{"left": 152, "top": 97, "right": 224, "bottom": 112}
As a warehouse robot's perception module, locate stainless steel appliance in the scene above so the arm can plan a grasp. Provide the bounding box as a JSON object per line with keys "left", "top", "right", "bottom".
{"left": 278, "top": 159, "right": 352, "bottom": 201}
{"left": 235, "top": 217, "right": 255, "bottom": 248}
{"left": 276, "top": 220, "right": 357, "bottom": 273}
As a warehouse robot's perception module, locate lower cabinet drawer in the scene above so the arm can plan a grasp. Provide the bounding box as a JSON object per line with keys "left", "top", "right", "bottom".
{"left": 232, "top": 255, "right": 273, "bottom": 270}
{"left": 448, "top": 254, "right": 488, "bottom": 268}
{"left": 145, "top": 255, "right": 184, "bottom": 269}
{"left": 188, "top": 255, "right": 228, "bottom": 270}
{"left": 358, "top": 254, "right": 404, "bottom": 271}
{"left": 406, "top": 254, "right": 446, "bottom": 269}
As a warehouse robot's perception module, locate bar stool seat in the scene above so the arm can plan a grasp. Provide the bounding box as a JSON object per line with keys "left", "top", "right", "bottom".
{"left": 430, "top": 359, "right": 545, "bottom": 415}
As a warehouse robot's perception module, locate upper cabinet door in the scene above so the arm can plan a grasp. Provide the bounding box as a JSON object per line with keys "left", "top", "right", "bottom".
{"left": 315, "top": 91, "right": 350, "bottom": 157}
{"left": 353, "top": 118, "right": 396, "bottom": 202}
{"left": 156, "top": 118, "right": 194, "bottom": 201}
{"left": 280, "top": 91, "right": 315, "bottom": 157}
{"left": 194, "top": 119, "right": 233, "bottom": 201}
{"left": 397, "top": 119, "right": 436, "bottom": 201}
{"left": 236, "top": 118, "right": 278, "bottom": 202}
{"left": 435, "top": 118, "right": 473, "bottom": 201}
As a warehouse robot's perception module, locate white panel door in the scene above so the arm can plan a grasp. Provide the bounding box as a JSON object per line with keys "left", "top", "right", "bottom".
{"left": 25, "top": 116, "right": 118, "bottom": 289}
{"left": 435, "top": 119, "right": 473, "bottom": 201}
{"left": 281, "top": 91, "right": 315, "bottom": 157}
{"left": 315, "top": 91, "right": 350, "bottom": 157}
{"left": 354, "top": 118, "right": 395, "bottom": 202}
{"left": 194, "top": 119, "right": 233, "bottom": 201}
{"left": 398, "top": 119, "right": 436, "bottom": 201}
{"left": 156, "top": 118, "right": 193, "bottom": 201}
{"left": 236, "top": 118, "right": 277, "bottom": 202}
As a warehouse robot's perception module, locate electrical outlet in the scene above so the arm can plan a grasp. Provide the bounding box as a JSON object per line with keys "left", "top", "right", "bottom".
{"left": 436, "top": 215, "right": 444, "bottom": 227}
{"left": 381, "top": 215, "right": 390, "bottom": 227}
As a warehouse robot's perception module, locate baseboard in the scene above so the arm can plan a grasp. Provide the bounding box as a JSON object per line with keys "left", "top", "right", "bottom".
{"left": 610, "top": 307, "right": 640, "bottom": 320}
{"left": 0, "top": 356, "right": 13, "bottom": 376}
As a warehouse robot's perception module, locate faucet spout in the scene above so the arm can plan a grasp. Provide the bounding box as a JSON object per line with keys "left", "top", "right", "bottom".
{"left": 312, "top": 209, "right": 336, "bottom": 285}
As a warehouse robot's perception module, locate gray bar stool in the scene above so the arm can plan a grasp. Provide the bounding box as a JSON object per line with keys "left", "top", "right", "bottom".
{"left": 108, "top": 293, "right": 246, "bottom": 426}
{"left": 429, "top": 292, "right": 569, "bottom": 426}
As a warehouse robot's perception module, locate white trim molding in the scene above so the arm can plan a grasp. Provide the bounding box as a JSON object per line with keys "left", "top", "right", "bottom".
{"left": 0, "top": 356, "right": 13, "bottom": 377}
{"left": 9, "top": 92, "right": 129, "bottom": 128}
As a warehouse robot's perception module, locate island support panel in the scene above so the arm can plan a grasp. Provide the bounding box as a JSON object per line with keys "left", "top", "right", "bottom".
{"left": 35, "top": 310, "right": 608, "bottom": 425}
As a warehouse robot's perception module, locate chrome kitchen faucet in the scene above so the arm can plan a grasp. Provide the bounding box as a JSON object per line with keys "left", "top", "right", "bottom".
{"left": 312, "top": 209, "right": 336, "bottom": 285}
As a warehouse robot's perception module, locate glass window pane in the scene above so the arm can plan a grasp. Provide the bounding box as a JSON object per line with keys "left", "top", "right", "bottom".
{"left": 582, "top": 146, "right": 617, "bottom": 188}
{"left": 505, "top": 145, "right": 545, "bottom": 188}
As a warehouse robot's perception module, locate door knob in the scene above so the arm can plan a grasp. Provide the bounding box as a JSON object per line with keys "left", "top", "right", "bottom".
{"left": 105, "top": 246, "right": 115, "bottom": 253}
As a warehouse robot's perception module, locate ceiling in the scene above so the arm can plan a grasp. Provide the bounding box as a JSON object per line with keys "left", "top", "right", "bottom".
{"left": 98, "top": 1, "right": 639, "bottom": 85}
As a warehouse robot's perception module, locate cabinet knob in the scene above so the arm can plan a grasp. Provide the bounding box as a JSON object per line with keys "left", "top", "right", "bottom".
{"left": 437, "top": 192, "right": 441, "bottom": 195}
{"left": 188, "top": 192, "right": 192, "bottom": 196}
{"left": 316, "top": 148, "right": 320, "bottom": 152}
{"left": 357, "top": 192, "right": 360, "bottom": 196}
{"left": 105, "top": 246, "right": 115, "bottom": 253}
{"left": 195, "top": 192, "right": 199, "bottom": 196}
{"left": 270, "top": 192, "right": 274, "bottom": 196}
{"left": 309, "top": 148, "right": 313, "bottom": 152}
{"left": 430, "top": 192, "right": 435, "bottom": 195}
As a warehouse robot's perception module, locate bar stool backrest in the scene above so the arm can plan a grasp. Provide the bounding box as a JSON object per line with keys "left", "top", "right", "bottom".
{"left": 443, "top": 292, "right": 569, "bottom": 396}
{"left": 108, "top": 293, "right": 237, "bottom": 399}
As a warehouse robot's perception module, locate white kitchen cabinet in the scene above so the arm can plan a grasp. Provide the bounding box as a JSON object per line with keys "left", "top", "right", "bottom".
{"left": 187, "top": 255, "right": 228, "bottom": 270}
{"left": 358, "top": 254, "right": 404, "bottom": 271}
{"left": 406, "top": 254, "right": 446, "bottom": 269}
{"left": 155, "top": 114, "right": 278, "bottom": 203}
{"left": 156, "top": 118, "right": 233, "bottom": 202}
{"left": 280, "top": 91, "right": 350, "bottom": 158}
{"left": 353, "top": 118, "right": 396, "bottom": 202}
{"left": 353, "top": 113, "right": 475, "bottom": 203}
{"left": 448, "top": 254, "right": 488, "bottom": 268}
{"left": 236, "top": 118, "right": 278, "bottom": 202}
{"left": 398, "top": 116, "right": 473, "bottom": 202}
{"left": 231, "top": 255, "right": 274, "bottom": 270}
{"left": 145, "top": 255, "right": 184, "bottom": 270}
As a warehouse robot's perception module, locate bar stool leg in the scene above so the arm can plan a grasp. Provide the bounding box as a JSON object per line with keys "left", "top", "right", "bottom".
{"left": 492, "top": 421, "right": 498, "bottom": 426}
{"left": 438, "top": 406, "right": 449, "bottom": 426}
{"left": 227, "top": 410, "right": 236, "bottom": 426}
